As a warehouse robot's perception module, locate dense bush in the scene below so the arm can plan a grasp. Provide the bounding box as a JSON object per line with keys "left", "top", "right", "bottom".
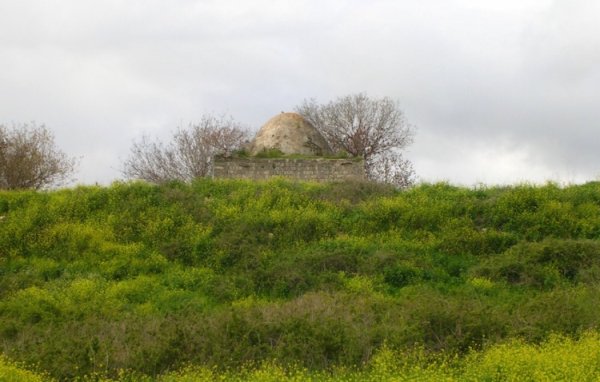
{"left": 1, "top": 179, "right": 600, "bottom": 380}
{"left": 6, "top": 332, "right": 600, "bottom": 381}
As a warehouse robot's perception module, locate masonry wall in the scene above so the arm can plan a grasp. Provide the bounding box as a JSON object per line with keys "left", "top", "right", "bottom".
{"left": 213, "top": 157, "right": 365, "bottom": 182}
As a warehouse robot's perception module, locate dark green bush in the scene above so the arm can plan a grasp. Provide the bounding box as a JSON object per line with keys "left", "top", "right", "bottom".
{"left": 472, "top": 239, "right": 600, "bottom": 288}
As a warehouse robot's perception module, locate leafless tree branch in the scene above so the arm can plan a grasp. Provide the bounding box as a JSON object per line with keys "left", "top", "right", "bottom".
{"left": 122, "top": 114, "right": 249, "bottom": 183}
{"left": 296, "top": 93, "right": 416, "bottom": 188}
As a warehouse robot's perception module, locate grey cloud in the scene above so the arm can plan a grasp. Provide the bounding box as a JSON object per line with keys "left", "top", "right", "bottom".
{"left": 0, "top": 0, "right": 598, "bottom": 185}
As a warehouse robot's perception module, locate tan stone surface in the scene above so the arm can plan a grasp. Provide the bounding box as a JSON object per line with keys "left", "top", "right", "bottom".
{"left": 214, "top": 157, "right": 365, "bottom": 182}
{"left": 250, "top": 112, "right": 332, "bottom": 156}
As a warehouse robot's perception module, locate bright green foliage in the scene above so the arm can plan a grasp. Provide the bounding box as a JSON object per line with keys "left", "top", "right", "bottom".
{"left": 1, "top": 179, "right": 600, "bottom": 380}
{"left": 0, "top": 354, "right": 53, "bottom": 381}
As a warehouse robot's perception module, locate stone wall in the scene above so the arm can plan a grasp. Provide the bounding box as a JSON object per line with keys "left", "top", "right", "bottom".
{"left": 213, "top": 157, "right": 365, "bottom": 182}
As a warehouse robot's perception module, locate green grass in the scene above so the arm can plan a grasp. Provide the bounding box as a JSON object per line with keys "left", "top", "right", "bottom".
{"left": 1, "top": 179, "right": 600, "bottom": 380}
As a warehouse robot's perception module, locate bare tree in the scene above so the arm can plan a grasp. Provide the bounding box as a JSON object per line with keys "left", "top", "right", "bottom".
{"left": 367, "top": 151, "right": 416, "bottom": 189}
{"left": 296, "top": 93, "right": 416, "bottom": 188}
{"left": 122, "top": 114, "right": 249, "bottom": 183}
{"left": 0, "top": 123, "right": 77, "bottom": 190}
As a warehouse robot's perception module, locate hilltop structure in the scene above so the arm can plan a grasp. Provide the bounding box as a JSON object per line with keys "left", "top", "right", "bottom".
{"left": 250, "top": 112, "right": 332, "bottom": 156}
{"left": 213, "top": 112, "right": 365, "bottom": 182}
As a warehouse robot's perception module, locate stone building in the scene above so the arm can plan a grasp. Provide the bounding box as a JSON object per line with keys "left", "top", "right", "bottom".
{"left": 213, "top": 112, "right": 365, "bottom": 182}
{"left": 249, "top": 112, "right": 332, "bottom": 156}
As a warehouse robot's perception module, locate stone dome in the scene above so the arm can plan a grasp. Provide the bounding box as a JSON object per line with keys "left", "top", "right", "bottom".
{"left": 250, "top": 112, "right": 332, "bottom": 156}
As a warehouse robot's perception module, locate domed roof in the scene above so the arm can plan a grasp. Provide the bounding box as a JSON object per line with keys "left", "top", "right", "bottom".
{"left": 250, "top": 112, "right": 332, "bottom": 156}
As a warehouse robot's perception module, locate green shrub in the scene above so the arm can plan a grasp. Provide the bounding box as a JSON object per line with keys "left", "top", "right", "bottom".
{"left": 472, "top": 238, "right": 600, "bottom": 288}
{"left": 1, "top": 180, "right": 600, "bottom": 379}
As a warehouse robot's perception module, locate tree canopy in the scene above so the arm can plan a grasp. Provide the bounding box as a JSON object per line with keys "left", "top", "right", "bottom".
{"left": 0, "top": 123, "right": 76, "bottom": 190}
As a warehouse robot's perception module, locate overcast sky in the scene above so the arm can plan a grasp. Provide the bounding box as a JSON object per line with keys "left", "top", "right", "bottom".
{"left": 1, "top": 0, "right": 598, "bottom": 186}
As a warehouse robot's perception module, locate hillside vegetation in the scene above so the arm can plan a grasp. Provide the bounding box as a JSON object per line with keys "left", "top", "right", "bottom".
{"left": 1, "top": 179, "right": 600, "bottom": 380}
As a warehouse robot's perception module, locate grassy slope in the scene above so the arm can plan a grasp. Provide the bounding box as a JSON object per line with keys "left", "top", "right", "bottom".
{"left": 1, "top": 179, "right": 600, "bottom": 380}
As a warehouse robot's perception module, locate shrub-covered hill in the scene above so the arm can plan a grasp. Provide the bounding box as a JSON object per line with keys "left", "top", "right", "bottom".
{"left": 1, "top": 179, "right": 600, "bottom": 380}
